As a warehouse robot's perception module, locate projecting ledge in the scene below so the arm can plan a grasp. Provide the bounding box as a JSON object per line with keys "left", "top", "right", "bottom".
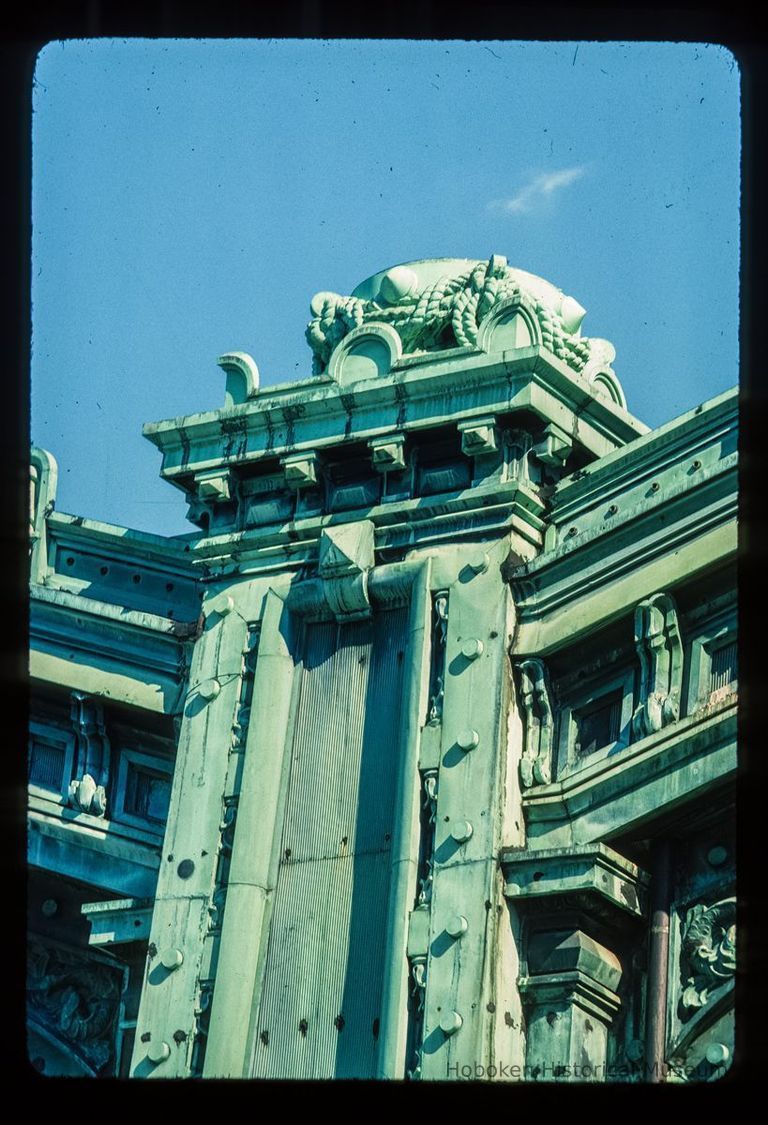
{"left": 81, "top": 897, "right": 153, "bottom": 946}
{"left": 501, "top": 842, "right": 649, "bottom": 919}
{"left": 521, "top": 700, "right": 737, "bottom": 848}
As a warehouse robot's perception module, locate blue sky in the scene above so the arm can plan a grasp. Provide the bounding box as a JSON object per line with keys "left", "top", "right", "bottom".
{"left": 31, "top": 39, "right": 740, "bottom": 536}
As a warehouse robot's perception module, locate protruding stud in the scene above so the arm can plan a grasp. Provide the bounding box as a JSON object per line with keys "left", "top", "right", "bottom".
{"left": 198, "top": 679, "right": 221, "bottom": 701}
{"left": 705, "top": 1042, "right": 730, "bottom": 1066}
{"left": 439, "top": 1011, "right": 463, "bottom": 1036}
{"left": 451, "top": 821, "right": 473, "bottom": 843}
{"left": 203, "top": 593, "right": 234, "bottom": 619}
{"left": 160, "top": 948, "right": 184, "bottom": 971}
{"left": 707, "top": 845, "right": 728, "bottom": 867}
{"left": 467, "top": 551, "right": 489, "bottom": 575}
{"left": 445, "top": 914, "right": 468, "bottom": 938}
{"left": 147, "top": 1040, "right": 171, "bottom": 1063}
{"left": 457, "top": 729, "right": 479, "bottom": 751}
{"left": 461, "top": 638, "right": 484, "bottom": 660}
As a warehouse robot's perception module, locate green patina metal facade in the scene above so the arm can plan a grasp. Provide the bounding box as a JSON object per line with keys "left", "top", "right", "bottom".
{"left": 28, "top": 256, "right": 737, "bottom": 1081}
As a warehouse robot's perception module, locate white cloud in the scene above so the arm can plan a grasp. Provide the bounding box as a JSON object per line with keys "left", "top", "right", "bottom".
{"left": 490, "top": 166, "right": 587, "bottom": 214}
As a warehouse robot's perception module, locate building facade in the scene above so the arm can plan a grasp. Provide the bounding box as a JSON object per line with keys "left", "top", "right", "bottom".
{"left": 28, "top": 255, "right": 737, "bottom": 1081}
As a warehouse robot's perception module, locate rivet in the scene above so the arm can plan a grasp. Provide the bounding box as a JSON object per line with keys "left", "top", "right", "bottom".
{"left": 440, "top": 1010, "right": 463, "bottom": 1036}
{"left": 467, "top": 551, "right": 489, "bottom": 575}
{"left": 160, "top": 948, "right": 184, "bottom": 971}
{"left": 451, "top": 820, "right": 473, "bottom": 843}
{"left": 607, "top": 504, "right": 618, "bottom": 516}
{"left": 147, "top": 1040, "right": 171, "bottom": 1063}
{"left": 705, "top": 1042, "right": 730, "bottom": 1066}
{"left": 198, "top": 678, "right": 220, "bottom": 701}
{"left": 691, "top": 459, "right": 702, "bottom": 470}
{"left": 567, "top": 527, "right": 578, "bottom": 537}
{"left": 461, "top": 638, "right": 484, "bottom": 660}
{"left": 457, "top": 728, "right": 480, "bottom": 751}
{"left": 41, "top": 898, "right": 58, "bottom": 918}
{"left": 446, "top": 914, "right": 468, "bottom": 938}
{"left": 707, "top": 845, "right": 728, "bottom": 867}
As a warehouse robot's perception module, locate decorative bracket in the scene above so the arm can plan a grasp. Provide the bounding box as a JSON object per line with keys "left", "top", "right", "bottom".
{"left": 502, "top": 843, "right": 649, "bottom": 920}
{"left": 632, "top": 592, "right": 682, "bottom": 740}
{"left": 368, "top": 433, "right": 406, "bottom": 473}
{"left": 515, "top": 658, "right": 554, "bottom": 787}
{"left": 281, "top": 451, "right": 319, "bottom": 490}
{"left": 316, "top": 520, "right": 375, "bottom": 621}
{"left": 458, "top": 415, "right": 499, "bottom": 458}
{"left": 194, "top": 469, "right": 232, "bottom": 503}
{"left": 534, "top": 422, "right": 573, "bottom": 468}
{"left": 67, "top": 692, "right": 110, "bottom": 817}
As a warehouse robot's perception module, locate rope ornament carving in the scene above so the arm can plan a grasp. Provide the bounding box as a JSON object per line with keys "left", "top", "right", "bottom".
{"left": 306, "top": 254, "right": 595, "bottom": 375}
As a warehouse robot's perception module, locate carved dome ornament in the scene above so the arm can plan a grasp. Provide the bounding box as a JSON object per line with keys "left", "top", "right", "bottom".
{"left": 305, "top": 254, "right": 625, "bottom": 405}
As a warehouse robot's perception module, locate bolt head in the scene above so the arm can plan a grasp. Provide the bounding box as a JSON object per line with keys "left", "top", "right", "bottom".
{"left": 206, "top": 593, "right": 234, "bottom": 618}
{"left": 451, "top": 820, "right": 473, "bottom": 843}
{"left": 707, "top": 845, "right": 728, "bottom": 867}
{"left": 705, "top": 1042, "right": 730, "bottom": 1067}
{"left": 445, "top": 914, "right": 468, "bottom": 938}
{"left": 461, "top": 638, "right": 484, "bottom": 660}
{"left": 439, "top": 1010, "right": 463, "bottom": 1035}
{"left": 147, "top": 1040, "right": 171, "bottom": 1064}
{"left": 468, "top": 551, "right": 489, "bottom": 575}
{"left": 457, "top": 728, "right": 479, "bottom": 751}
{"left": 160, "top": 948, "right": 184, "bottom": 971}
{"left": 199, "top": 678, "right": 220, "bottom": 701}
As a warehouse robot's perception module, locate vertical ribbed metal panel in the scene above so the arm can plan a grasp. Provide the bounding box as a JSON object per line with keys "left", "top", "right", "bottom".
{"left": 710, "top": 641, "right": 737, "bottom": 692}
{"left": 252, "top": 608, "right": 408, "bottom": 1079}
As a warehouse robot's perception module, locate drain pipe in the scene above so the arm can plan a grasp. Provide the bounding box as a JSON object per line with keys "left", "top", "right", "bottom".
{"left": 645, "top": 839, "right": 671, "bottom": 1083}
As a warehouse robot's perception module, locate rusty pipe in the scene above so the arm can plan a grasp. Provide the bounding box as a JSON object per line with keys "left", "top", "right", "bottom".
{"left": 645, "top": 839, "right": 671, "bottom": 1083}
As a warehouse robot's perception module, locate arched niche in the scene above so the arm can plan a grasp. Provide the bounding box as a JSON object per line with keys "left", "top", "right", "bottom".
{"left": 590, "top": 370, "right": 627, "bottom": 410}
{"left": 327, "top": 323, "right": 403, "bottom": 385}
{"left": 476, "top": 297, "right": 541, "bottom": 354}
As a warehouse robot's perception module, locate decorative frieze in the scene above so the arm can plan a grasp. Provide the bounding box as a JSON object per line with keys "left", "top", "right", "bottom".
{"left": 427, "top": 590, "right": 449, "bottom": 724}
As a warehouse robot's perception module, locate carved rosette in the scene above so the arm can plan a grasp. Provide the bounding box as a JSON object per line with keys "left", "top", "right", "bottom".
{"left": 680, "top": 898, "right": 736, "bottom": 1013}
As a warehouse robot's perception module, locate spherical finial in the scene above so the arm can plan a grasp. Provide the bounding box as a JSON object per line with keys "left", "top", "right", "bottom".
{"left": 378, "top": 266, "right": 418, "bottom": 305}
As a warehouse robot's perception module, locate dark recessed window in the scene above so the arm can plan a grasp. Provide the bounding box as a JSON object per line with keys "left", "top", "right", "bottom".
{"left": 124, "top": 764, "right": 171, "bottom": 823}
{"left": 574, "top": 692, "right": 622, "bottom": 757}
{"left": 28, "top": 739, "right": 66, "bottom": 791}
{"left": 710, "top": 640, "right": 737, "bottom": 693}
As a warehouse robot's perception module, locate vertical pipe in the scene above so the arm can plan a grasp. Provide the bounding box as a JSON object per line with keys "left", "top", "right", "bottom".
{"left": 645, "top": 839, "right": 671, "bottom": 1083}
